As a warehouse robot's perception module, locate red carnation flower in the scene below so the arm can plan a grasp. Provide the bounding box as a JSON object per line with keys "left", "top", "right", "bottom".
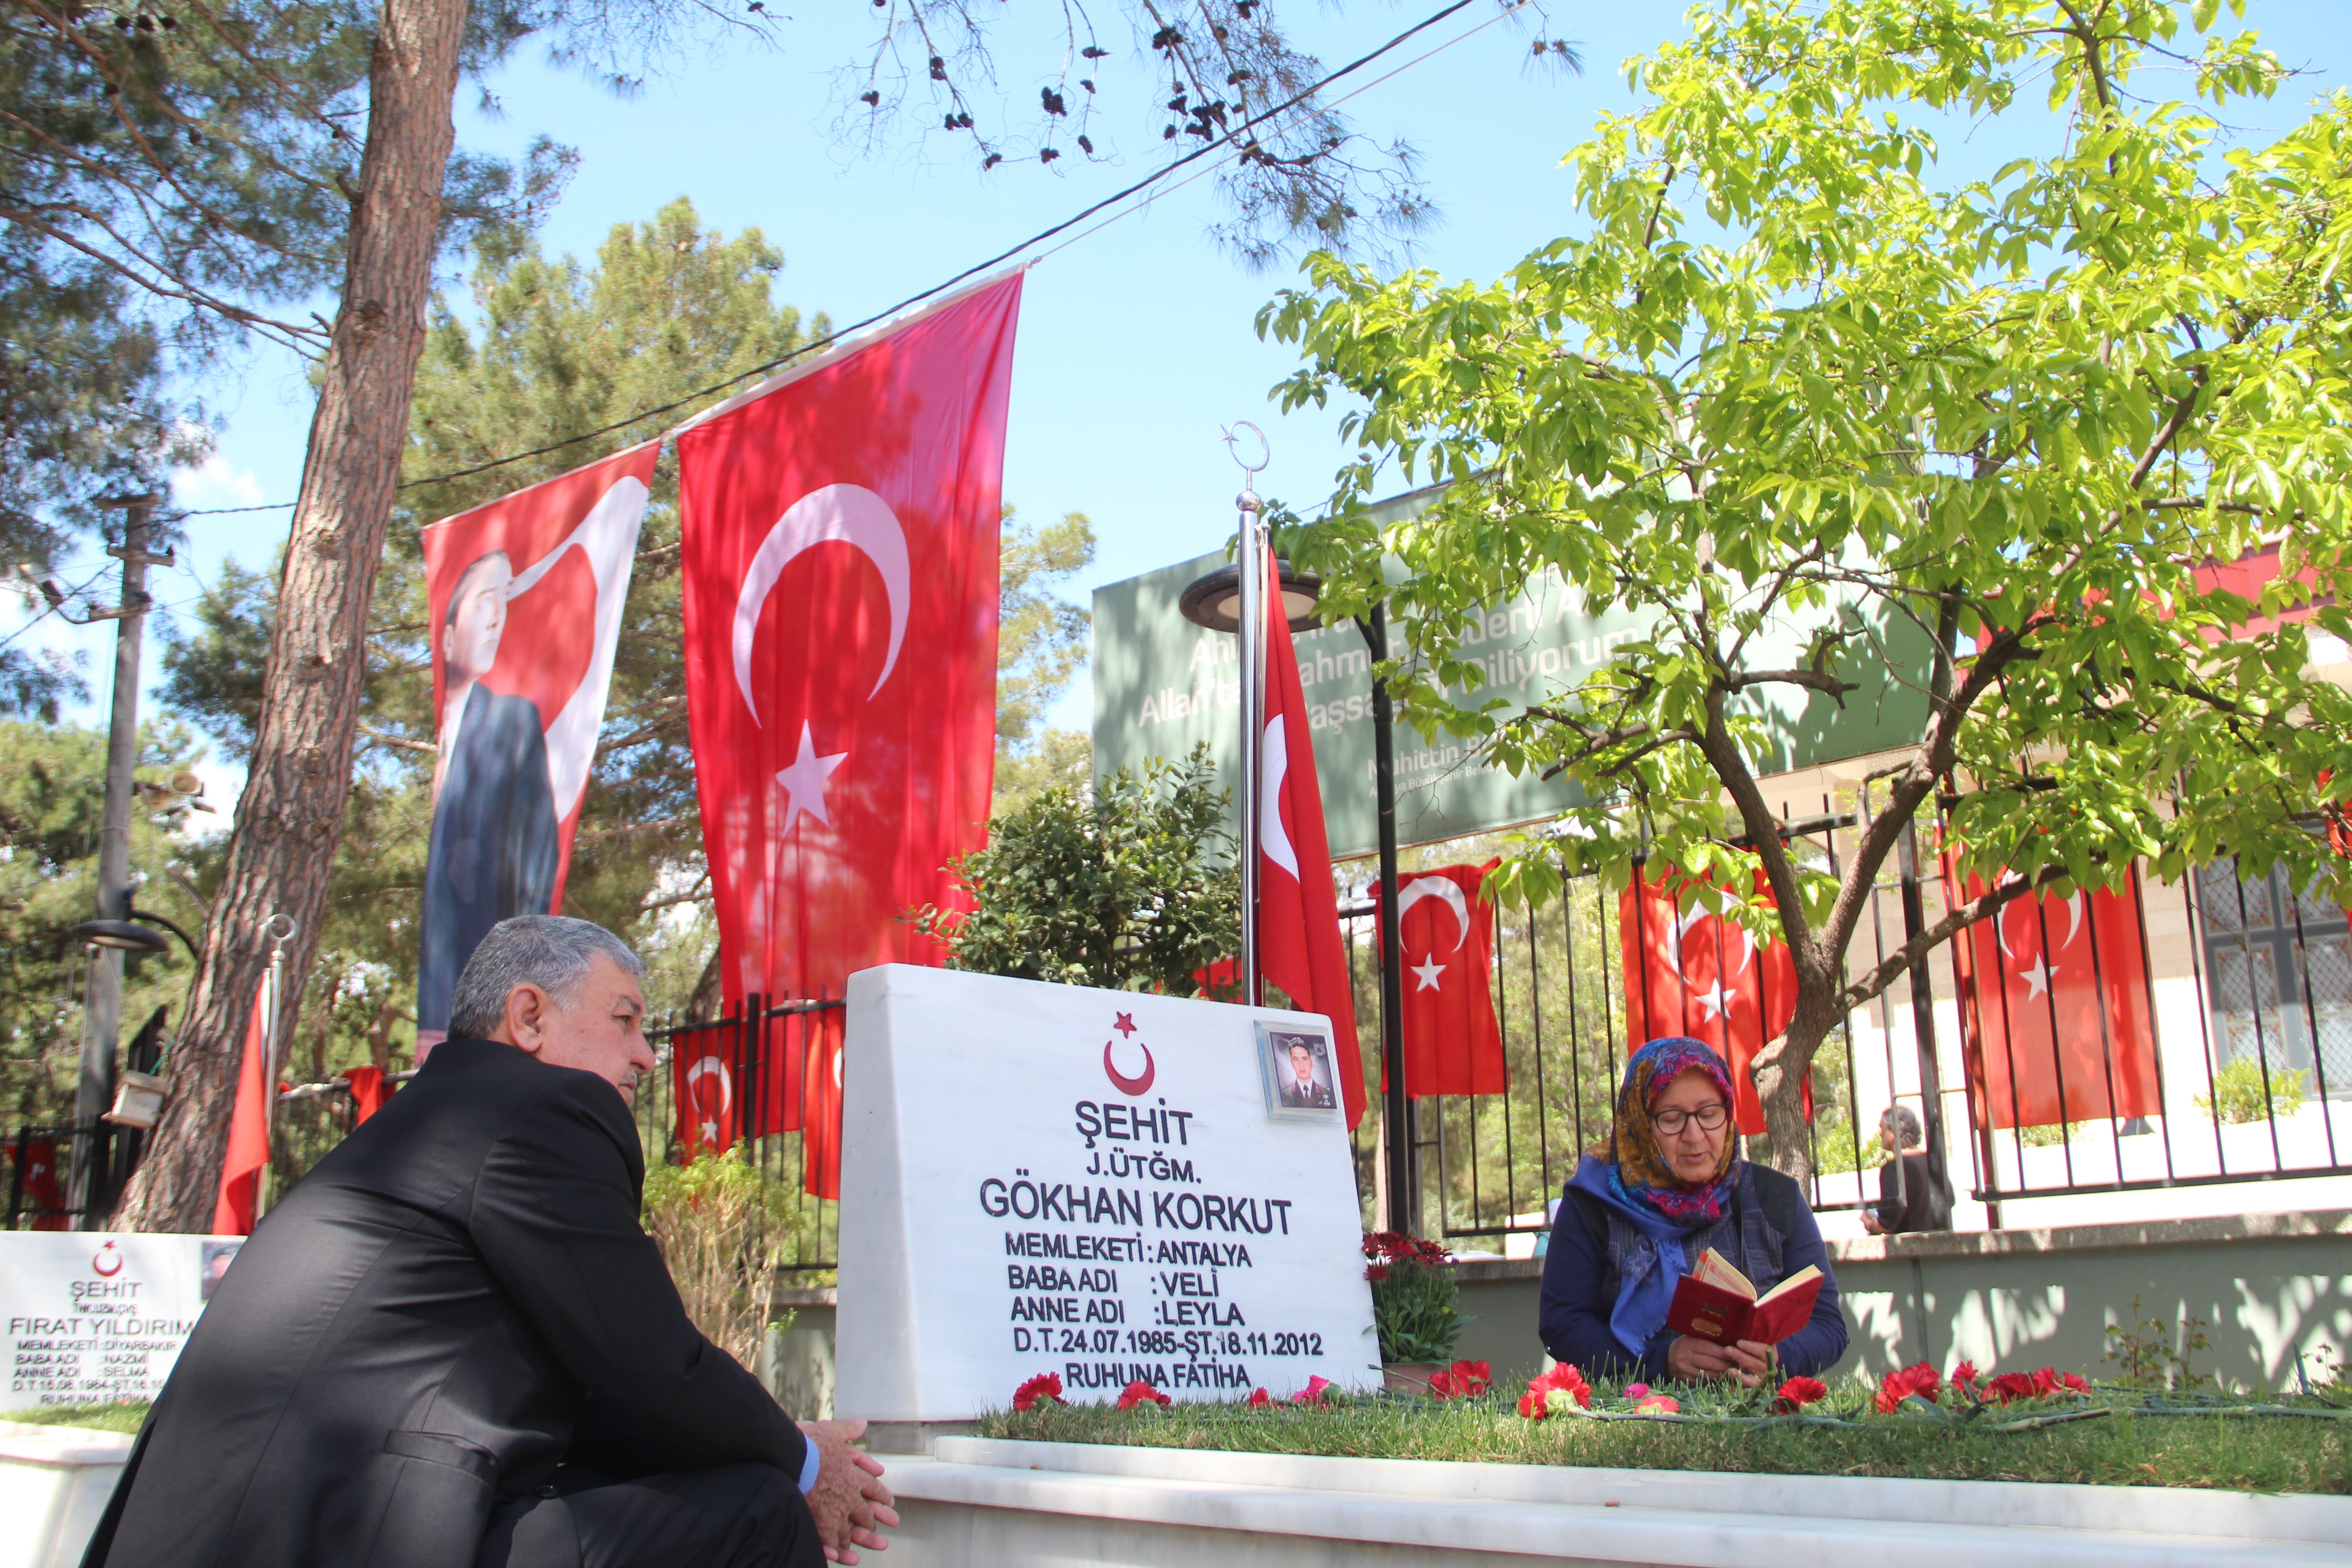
{"left": 1293, "top": 1375, "right": 1333, "bottom": 1406}
{"left": 1519, "top": 1362, "right": 1592, "bottom": 1419}
{"left": 1632, "top": 1393, "right": 1680, "bottom": 1415}
{"left": 1117, "top": 1380, "right": 1170, "bottom": 1410}
{"left": 2057, "top": 1371, "right": 2089, "bottom": 1395}
{"left": 1012, "top": 1372, "right": 1063, "bottom": 1412}
{"left": 1984, "top": 1372, "right": 2038, "bottom": 1406}
{"left": 1774, "top": 1375, "right": 1828, "bottom": 1413}
{"left": 1246, "top": 1387, "right": 1270, "bottom": 1407}
{"left": 1874, "top": 1361, "right": 1941, "bottom": 1414}
{"left": 1949, "top": 1361, "right": 1980, "bottom": 1393}
{"left": 1427, "top": 1359, "right": 1492, "bottom": 1399}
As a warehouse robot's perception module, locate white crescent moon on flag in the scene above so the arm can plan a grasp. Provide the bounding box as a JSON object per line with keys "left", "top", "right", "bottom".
{"left": 1259, "top": 716, "right": 1299, "bottom": 879}
{"left": 731, "top": 483, "right": 911, "bottom": 724}
{"left": 1992, "top": 875, "right": 2080, "bottom": 957}
{"left": 1397, "top": 875, "right": 1470, "bottom": 951}
{"left": 684, "top": 1054, "right": 732, "bottom": 1119}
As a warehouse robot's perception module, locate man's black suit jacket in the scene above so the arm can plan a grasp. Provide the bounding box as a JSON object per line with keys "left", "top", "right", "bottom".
{"left": 82, "top": 1039, "right": 809, "bottom": 1568}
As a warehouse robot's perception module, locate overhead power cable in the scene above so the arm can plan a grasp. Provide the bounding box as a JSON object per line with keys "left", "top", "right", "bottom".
{"left": 171, "top": 0, "right": 1504, "bottom": 517}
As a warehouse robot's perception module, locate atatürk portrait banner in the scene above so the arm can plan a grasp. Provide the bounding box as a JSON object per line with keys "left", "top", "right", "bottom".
{"left": 415, "top": 441, "right": 658, "bottom": 1055}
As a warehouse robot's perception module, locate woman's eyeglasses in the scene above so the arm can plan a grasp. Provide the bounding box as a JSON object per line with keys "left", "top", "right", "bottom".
{"left": 1654, "top": 1102, "right": 1730, "bottom": 1136}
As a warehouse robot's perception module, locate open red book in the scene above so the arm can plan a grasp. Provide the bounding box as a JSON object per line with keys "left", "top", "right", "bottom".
{"left": 1665, "top": 1249, "right": 1821, "bottom": 1345}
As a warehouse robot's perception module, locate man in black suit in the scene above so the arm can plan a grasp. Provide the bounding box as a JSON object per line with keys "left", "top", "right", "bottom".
{"left": 1277, "top": 1039, "right": 1337, "bottom": 1110}
{"left": 83, "top": 915, "right": 895, "bottom": 1568}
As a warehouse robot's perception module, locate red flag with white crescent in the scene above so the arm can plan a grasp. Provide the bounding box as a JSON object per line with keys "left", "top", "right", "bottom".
{"left": 414, "top": 441, "right": 658, "bottom": 1056}
{"left": 1619, "top": 866, "right": 1799, "bottom": 1135}
{"left": 212, "top": 968, "right": 275, "bottom": 1235}
{"left": 1373, "top": 861, "right": 1506, "bottom": 1096}
{"left": 679, "top": 273, "right": 1020, "bottom": 1191}
{"left": 1950, "top": 867, "right": 2159, "bottom": 1128}
{"left": 1255, "top": 545, "right": 1366, "bottom": 1128}
{"left": 674, "top": 1031, "right": 739, "bottom": 1159}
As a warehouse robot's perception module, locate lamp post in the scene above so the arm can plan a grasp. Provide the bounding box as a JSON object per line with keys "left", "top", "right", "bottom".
{"left": 1178, "top": 439, "right": 1418, "bottom": 1233}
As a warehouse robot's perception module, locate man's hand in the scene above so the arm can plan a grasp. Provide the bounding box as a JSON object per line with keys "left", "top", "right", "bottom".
{"left": 1861, "top": 1211, "right": 1884, "bottom": 1235}
{"left": 798, "top": 1419, "right": 897, "bottom": 1564}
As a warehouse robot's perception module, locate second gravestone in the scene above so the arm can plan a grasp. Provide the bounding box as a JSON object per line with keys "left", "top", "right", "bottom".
{"left": 836, "top": 965, "right": 1378, "bottom": 1424}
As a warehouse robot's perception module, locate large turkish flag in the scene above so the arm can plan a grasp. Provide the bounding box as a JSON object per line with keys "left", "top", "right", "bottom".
{"left": 1620, "top": 866, "right": 1799, "bottom": 1135}
{"left": 1256, "top": 544, "right": 1367, "bottom": 1128}
{"left": 679, "top": 273, "right": 1021, "bottom": 1191}
{"left": 1950, "top": 868, "right": 2159, "bottom": 1128}
{"left": 1373, "top": 861, "right": 1506, "bottom": 1096}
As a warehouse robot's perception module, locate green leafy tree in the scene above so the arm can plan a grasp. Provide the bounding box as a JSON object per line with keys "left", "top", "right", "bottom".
{"left": 911, "top": 745, "right": 1240, "bottom": 994}
{"left": 995, "top": 505, "right": 1096, "bottom": 811}
{"left": 1265, "top": 0, "right": 2352, "bottom": 1178}
{"left": 0, "top": 719, "right": 213, "bottom": 1123}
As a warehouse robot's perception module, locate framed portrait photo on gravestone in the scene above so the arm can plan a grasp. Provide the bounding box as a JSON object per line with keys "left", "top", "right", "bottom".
{"left": 1258, "top": 1022, "right": 1341, "bottom": 1121}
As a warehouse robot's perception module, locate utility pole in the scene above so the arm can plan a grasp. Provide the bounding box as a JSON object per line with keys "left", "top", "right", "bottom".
{"left": 70, "top": 493, "right": 168, "bottom": 1226}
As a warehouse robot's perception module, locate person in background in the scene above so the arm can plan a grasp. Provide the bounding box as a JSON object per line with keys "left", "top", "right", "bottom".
{"left": 1538, "top": 1037, "right": 1848, "bottom": 1386}
{"left": 1861, "top": 1103, "right": 1954, "bottom": 1235}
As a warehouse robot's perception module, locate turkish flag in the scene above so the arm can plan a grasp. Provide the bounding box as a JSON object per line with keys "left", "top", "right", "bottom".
{"left": 1373, "top": 861, "right": 1506, "bottom": 1096}
{"left": 674, "top": 1025, "right": 741, "bottom": 1160}
{"left": 680, "top": 274, "right": 1021, "bottom": 1183}
{"left": 414, "top": 440, "right": 657, "bottom": 1054}
{"left": 8, "top": 1136, "right": 67, "bottom": 1229}
{"left": 1950, "top": 867, "right": 2160, "bottom": 1128}
{"left": 800, "top": 1008, "right": 846, "bottom": 1200}
{"left": 1255, "top": 544, "right": 1367, "bottom": 1128}
{"left": 212, "top": 970, "right": 275, "bottom": 1235}
{"left": 1619, "top": 866, "right": 1799, "bottom": 1135}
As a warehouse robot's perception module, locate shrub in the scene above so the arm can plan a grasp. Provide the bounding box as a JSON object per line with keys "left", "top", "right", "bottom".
{"left": 908, "top": 745, "right": 1241, "bottom": 995}
{"left": 642, "top": 1147, "right": 799, "bottom": 1369}
{"left": 2197, "top": 1056, "right": 2306, "bottom": 1125}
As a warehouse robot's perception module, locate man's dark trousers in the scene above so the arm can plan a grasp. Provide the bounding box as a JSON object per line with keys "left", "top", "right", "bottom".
{"left": 83, "top": 1040, "right": 822, "bottom": 1568}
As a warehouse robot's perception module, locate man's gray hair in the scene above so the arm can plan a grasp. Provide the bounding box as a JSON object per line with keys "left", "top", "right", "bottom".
{"left": 448, "top": 915, "right": 646, "bottom": 1040}
{"left": 1881, "top": 1103, "right": 1924, "bottom": 1149}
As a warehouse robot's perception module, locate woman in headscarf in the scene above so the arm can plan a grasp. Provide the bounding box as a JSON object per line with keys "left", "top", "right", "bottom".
{"left": 1537, "top": 1038, "right": 1847, "bottom": 1383}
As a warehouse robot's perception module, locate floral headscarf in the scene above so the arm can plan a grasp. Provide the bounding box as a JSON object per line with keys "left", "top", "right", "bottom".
{"left": 1600, "top": 1037, "right": 1738, "bottom": 1227}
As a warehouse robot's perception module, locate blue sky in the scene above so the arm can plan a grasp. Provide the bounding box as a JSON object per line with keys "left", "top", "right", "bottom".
{"left": 24, "top": 0, "right": 2352, "bottom": 809}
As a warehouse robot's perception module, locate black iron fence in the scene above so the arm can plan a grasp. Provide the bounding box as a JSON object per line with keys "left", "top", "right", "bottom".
{"left": 1337, "top": 806, "right": 2352, "bottom": 1247}
{"left": 13, "top": 830, "right": 2345, "bottom": 1244}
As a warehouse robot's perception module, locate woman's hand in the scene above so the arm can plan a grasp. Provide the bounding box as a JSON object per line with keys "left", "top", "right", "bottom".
{"left": 1665, "top": 1335, "right": 1774, "bottom": 1387}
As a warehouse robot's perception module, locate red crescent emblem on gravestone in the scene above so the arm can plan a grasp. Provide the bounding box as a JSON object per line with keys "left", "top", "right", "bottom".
{"left": 1103, "top": 1036, "right": 1155, "bottom": 1097}
{"left": 93, "top": 1241, "right": 122, "bottom": 1277}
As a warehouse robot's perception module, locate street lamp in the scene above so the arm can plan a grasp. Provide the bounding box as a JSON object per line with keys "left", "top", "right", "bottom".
{"left": 1176, "top": 445, "right": 1417, "bottom": 1235}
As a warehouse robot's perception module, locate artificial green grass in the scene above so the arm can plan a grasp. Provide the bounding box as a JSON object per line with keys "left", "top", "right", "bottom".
{"left": 982, "top": 1393, "right": 2352, "bottom": 1494}
{"left": 3, "top": 1401, "right": 148, "bottom": 1433}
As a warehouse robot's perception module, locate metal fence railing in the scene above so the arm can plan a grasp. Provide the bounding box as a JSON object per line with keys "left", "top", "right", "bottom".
{"left": 1336, "top": 806, "right": 2352, "bottom": 1246}
{"left": 14, "top": 829, "right": 2345, "bottom": 1246}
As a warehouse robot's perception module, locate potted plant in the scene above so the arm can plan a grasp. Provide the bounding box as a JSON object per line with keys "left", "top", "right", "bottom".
{"left": 1363, "top": 1231, "right": 1464, "bottom": 1391}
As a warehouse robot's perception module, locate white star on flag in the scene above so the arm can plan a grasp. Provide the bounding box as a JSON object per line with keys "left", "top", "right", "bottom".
{"left": 2017, "top": 956, "right": 2055, "bottom": 1000}
{"left": 1411, "top": 956, "right": 1446, "bottom": 991}
{"left": 773, "top": 721, "right": 847, "bottom": 837}
{"left": 1693, "top": 980, "right": 1736, "bottom": 1021}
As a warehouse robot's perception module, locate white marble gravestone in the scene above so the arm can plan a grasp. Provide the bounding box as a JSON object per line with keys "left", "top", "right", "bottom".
{"left": 835, "top": 965, "right": 1379, "bottom": 1423}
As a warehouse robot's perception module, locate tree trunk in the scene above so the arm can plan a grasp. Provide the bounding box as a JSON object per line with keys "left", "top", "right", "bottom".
{"left": 1749, "top": 966, "right": 1843, "bottom": 1187}
{"left": 113, "top": 0, "right": 468, "bottom": 1232}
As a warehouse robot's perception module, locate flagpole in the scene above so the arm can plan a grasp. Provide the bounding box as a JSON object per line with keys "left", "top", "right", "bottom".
{"left": 1225, "top": 423, "right": 1269, "bottom": 1008}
